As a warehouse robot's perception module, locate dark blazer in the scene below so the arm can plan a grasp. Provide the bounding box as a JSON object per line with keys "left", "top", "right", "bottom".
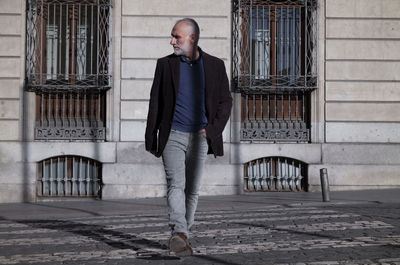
{"left": 145, "top": 51, "right": 233, "bottom": 157}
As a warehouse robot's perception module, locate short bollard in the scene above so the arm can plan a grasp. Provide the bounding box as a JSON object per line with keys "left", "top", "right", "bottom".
{"left": 320, "top": 168, "right": 330, "bottom": 202}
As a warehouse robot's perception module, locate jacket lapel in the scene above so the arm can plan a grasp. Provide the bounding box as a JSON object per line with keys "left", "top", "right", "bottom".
{"left": 202, "top": 52, "right": 213, "bottom": 113}
{"left": 168, "top": 55, "right": 180, "bottom": 97}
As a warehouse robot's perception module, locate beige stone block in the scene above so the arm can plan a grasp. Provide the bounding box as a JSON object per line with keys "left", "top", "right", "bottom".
{"left": 122, "top": 37, "right": 170, "bottom": 59}
{"left": 198, "top": 39, "right": 230, "bottom": 60}
{"left": 326, "top": 81, "right": 400, "bottom": 101}
{"left": 326, "top": 0, "right": 400, "bottom": 18}
{"left": 122, "top": 0, "right": 229, "bottom": 16}
{"left": 0, "top": 0, "right": 22, "bottom": 14}
{"left": 121, "top": 59, "right": 156, "bottom": 79}
{"left": 0, "top": 79, "right": 20, "bottom": 98}
{"left": 326, "top": 102, "right": 400, "bottom": 122}
{"left": 0, "top": 120, "right": 18, "bottom": 140}
{"left": 1, "top": 63, "right": 20, "bottom": 82}
{"left": 121, "top": 80, "right": 152, "bottom": 100}
{"left": 199, "top": 185, "right": 239, "bottom": 196}
{"left": 120, "top": 120, "right": 146, "bottom": 141}
{"left": 0, "top": 36, "right": 20, "bottom": 56}
{"left": 116, "top": 142, "right": 161, "bottom": 164}
{"left": 0, "top": 58, "right": 20, "bottom": 78}
{"left": 122, "top": 17, "right": 228, "bottom": 38}
{"left": 202, "top": 164, "right": 239, "bottom": 186}
{"left": 322, "top": 143, "right": 400, "bottom": 165}
{"left": 326, "top": 122, "right": 400, "bottom": 143}
{"left": 122, "top": 37, "right": 230, "bottom": 59}
{"left": 326, "top": 19, "right": 400, "bottom": 39}
{"left": 24, "top": 142, "right": 116, "bottom": 163}
{"left": 102, "top": 163, "right": 166, "bottom": 185}
{"left": 326, "top": 61, "right": 400, "bottom": 81}
{"left": 308, "top": 165, "right": 400, "bottom": 187}
{"left": 0, "top": 162, "right": 36, "bottom": 184}
{"left": 326, "top": 40, "right": 400, "bottom": 60}
{"left": 0, "top": 184, "right": 35, "bottom": 203}
{"left": 311, "top": 121, "right": 325, "bottom": 143}
{"left": 230, "top": 143, "right": 322, "bottom": 164}
{"left": 0, "top": 15, "right": 21, "bottom": 35}
{"left": 101, "top": 184, "right": 166, "bottom": 199}
{"left": 0, "top": 99, "right": 19, "bottom": 119}
{"left": 0, "top": 142, "right": 22, "bottom": 162}
{"left": 120, "top": 101, "right": 149, "bottom": 120}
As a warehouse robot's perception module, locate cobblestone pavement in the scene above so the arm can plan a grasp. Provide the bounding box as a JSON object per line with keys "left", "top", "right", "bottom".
{"left": 0, "top": 192, "right": 399, "bottom": 265}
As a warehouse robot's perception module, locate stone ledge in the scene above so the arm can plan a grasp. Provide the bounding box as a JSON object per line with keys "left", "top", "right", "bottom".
{"left": 322, "top": 143, "right": 400, "bottom": 164}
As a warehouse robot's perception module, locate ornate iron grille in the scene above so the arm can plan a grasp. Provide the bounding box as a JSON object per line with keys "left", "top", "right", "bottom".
{"left": 26, "top": 0, "right": 111, "bottom": 140}
{"left": 244, "top": 157, "right": 307, "bottom": 192}
{"left": 37, "top": 155, "right": 102, "bottom": 197}
{"left": 241, "top": 91, "right": 309, "bottom": 141}
{"left": 232, "top": 0, "right": 317, "bottom": 142}
{"left": 232, "top": 0, "right": 318, "bottom": 93}
{"left": 35, "top": 91, "right": 106, "bottom": 140}
{"left": 26, "top": 0, "right": 111, "bottom": 91}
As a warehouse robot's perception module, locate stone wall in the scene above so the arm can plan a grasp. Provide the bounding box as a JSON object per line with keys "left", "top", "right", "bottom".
{"left": 102, "top": 0, "right": 235, "bottom": 199}
{"left": 0, "top": 0, "right": 26, "bottom": 202}
{"left": 0, "top": 0, "right": 23, "bottom": 141}
{"left": 308, "top": 0, "right": 400, "bottom": 190}
{"left": 325, "top": 0, "right": 400, "bottom": 142}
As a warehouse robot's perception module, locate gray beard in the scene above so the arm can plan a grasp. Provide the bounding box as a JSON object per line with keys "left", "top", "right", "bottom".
{"left": 173, "top": 49, "right": 184, "bottom": 56}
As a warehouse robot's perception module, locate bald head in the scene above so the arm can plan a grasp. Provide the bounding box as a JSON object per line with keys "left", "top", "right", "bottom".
{"left": 173, "top": 18, "right": 200, "bottom": 44}
{"left": 170, "top": 18, "right": 200, "bottom": 60}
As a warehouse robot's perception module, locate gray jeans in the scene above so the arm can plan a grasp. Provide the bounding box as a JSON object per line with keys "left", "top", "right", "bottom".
{"left": 162, "top": 130, "right": 208, "bottom": 238}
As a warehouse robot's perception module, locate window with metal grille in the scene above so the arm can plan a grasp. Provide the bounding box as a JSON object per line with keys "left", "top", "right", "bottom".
{"left": 244, "top": 157, "right": 307, "bottom": 192}
{"left": 26, "top": 0, "right": 111, "bottom": 140}
{"left": 232, "top": 0, "right": 317, "bottom": 142}
{"left": 37, "top": 155, "right": 102, "bottom": 197}
{"left": 35, "top": 91, "right": 106, "bottom": 139}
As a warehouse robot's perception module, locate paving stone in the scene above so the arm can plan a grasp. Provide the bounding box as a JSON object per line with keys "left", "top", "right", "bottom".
{"left": 0, "top": 191, "right": 399, "bottom": 264}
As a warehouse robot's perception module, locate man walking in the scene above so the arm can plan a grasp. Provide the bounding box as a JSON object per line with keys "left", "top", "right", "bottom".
{"left": 145, "top": 18, "right": 232, "bottom": 256}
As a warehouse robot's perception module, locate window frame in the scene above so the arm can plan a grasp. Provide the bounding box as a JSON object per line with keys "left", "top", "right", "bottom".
{"left": 232, "top": 0, "right": 318, "bottom": 143}
{"left": 25, "top": 0, "right": 112, "bottom": 92}
{"left": 232, "top": 0, "right": 318, "bottom": 93}
{"left": 25, "top": 0, "right": 112, "bottom": 141}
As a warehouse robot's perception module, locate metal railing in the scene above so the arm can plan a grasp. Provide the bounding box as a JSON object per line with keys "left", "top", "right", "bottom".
{"left": 244, "top": 157, "right": 307, "bottom": 191}
{"left": 241, "top": 91, "right": 309, "bottom": 142}
{"left": 37, "top": 155, "right": 102, "bottom": 197}
{"left": 35, "top": 91, "right": 106, "bottom": 140}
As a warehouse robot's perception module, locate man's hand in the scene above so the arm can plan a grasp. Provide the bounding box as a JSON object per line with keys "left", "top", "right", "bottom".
{"left": 198, "top": 129, "right": 207, "bottom": 137}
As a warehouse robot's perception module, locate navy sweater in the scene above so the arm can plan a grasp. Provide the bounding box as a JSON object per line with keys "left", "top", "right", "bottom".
{"left": 171, "top": 51, "right": 208, "bottom": 132}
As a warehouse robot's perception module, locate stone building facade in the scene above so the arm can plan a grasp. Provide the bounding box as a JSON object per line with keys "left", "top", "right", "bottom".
{"left": 0, "top": 0, "right": 399, "bottom": 203}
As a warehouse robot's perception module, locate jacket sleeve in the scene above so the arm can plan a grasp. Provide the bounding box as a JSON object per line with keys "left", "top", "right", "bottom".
{"left": 145, "top": 59, "right": 163, "bottom": 154}
{"left": 205, "top": 60, "right": 233, "bottom": 141}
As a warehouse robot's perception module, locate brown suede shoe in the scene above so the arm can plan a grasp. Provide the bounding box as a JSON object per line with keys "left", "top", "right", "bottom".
{"left": 169, "top": 232, "right": 193, "bottom": 256}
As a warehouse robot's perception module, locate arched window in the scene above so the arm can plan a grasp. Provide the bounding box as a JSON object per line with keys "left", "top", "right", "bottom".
{"left": 244, "top": 156, "right": 307, "bottom": 191}
{"left": 37, "top": 155, "right": 102, "bottom": 197}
